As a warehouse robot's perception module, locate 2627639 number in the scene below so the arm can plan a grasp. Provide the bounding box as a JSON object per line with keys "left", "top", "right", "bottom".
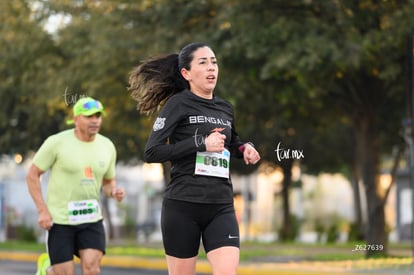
{"left": 352, "top": 244, "right": 383, "bottom": 252}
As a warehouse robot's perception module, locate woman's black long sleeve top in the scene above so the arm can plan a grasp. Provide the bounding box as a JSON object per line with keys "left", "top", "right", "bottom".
{"left": 144, "top": 89, "right": 246, "bottom": 204}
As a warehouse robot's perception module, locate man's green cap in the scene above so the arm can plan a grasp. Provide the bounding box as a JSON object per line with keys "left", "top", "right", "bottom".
{"left": 66, "top": 97, "right": 105, "bottom": 125}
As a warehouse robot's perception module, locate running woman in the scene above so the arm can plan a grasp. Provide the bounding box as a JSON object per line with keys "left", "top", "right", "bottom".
{"left": 128, "top": 42, "right": 261, "bottom": 275}
{"left": 26, "top": 97, "right": 125, "bottom": 275}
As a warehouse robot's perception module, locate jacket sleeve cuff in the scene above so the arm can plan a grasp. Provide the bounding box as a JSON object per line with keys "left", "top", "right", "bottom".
{"left": 239, "top": 142, "right": 255, "bottom": 153}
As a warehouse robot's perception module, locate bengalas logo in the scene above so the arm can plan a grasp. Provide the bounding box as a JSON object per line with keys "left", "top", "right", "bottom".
{"left": 153, "top": 117, "right": 166, "bottom": 131}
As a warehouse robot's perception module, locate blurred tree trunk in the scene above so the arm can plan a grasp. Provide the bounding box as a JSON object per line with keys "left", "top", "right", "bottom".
{"left": 354, "top": 114, "right": 387, "bottom": 257}
{"left": 279, "top": 158, "right": 294, "bottom": 241}
{"left": 351, "top": 131, "right": 365, "bottom": 241}
{"left": 351, "top": 176, "right": 365, "bottom": 241}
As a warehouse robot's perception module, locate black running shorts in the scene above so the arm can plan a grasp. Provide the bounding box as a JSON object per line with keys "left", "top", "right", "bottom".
{"left": 47, "top": 220, "right": 106, "bottom": 265}
{"left": 161, "top": 198, "right": 240, "bottom": 258}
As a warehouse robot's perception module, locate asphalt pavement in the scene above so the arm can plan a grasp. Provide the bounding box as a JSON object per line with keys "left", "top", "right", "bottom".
{"left": 1, "top": 250, "right": 414, "bottom": 275}
{"left": 0, "top": 260, "right": 171, "bottom": 275}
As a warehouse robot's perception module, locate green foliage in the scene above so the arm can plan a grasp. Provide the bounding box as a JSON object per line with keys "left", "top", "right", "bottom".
{"left": 326, "top": 224, "right": 340, "bottom": 243}
{"left": 0, "top": 240, "right": 44, "bottom": 251}
{"left": 16, "top": 226, "right": 37, "bottom": 242}
{"left": 278, "top": 214, "right": 300, "bottom": 242}
{"left": 0, "top": 0, "right": 65, "bottom": 154}
{"left": 348, "top": 222, "right": 365, "bottom": 242}
{"left": 9, "top": 225, "right": 37, "bottom": 242}
{"left": 313, "top": 213, "right": 347, "bottom": 243}
{"left": 3, "top": 0, "right": 410, "bottom": 165}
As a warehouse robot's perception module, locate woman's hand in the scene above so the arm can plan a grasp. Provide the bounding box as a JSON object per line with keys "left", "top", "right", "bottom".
{"left": 243, "top": 143, "right": 261, "bottom": 165}
{"left": 205, "top": 132, "right": 226, "bottom": 152}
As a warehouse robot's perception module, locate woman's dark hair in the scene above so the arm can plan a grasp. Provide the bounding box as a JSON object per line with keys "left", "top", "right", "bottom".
{"left": 178, "top": 42, "right": 208, "bottom": 70}
{"left": 128, "top": 42, "right": 210, "bottom": 115}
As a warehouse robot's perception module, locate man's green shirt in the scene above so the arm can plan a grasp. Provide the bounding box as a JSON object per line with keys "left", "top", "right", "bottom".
{"left": 33, "top": 129, "right": 116, "bottom": 225}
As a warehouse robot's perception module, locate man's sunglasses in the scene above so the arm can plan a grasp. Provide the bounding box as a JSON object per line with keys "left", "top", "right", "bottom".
{"left": 82, "top": 100, "right": 102, "bottom": 110}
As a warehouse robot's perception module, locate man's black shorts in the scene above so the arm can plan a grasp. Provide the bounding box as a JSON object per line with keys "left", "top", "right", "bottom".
{"left": 47, "top": 220, "right": 106, "bottom": 265}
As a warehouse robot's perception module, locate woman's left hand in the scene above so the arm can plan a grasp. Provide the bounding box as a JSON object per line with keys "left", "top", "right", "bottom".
{"left": 243, "top": 144, "right": 261, "bottom": 165}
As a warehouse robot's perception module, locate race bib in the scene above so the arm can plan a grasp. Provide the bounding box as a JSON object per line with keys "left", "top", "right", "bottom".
{"left": 68, "top": 199, "right": 99, "bottom": 224}
{"left": 195, "top": 149, "right": 230, "bottom": 178}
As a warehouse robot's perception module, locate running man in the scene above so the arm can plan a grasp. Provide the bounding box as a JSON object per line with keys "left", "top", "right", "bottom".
{"left": 27, "top": 97, "right": 125, "bottom": 275}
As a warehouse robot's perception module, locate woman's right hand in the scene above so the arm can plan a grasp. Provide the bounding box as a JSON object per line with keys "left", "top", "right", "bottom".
{"left": 205, "top": 132, "right": 226, "bottom": 152}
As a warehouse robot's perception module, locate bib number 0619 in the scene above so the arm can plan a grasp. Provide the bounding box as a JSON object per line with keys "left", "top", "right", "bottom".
{"left": 204, "top": 156, "right": 228, "bottom": 168}
{"left": 195, "top": 149, "right": 230, "bottom": 178}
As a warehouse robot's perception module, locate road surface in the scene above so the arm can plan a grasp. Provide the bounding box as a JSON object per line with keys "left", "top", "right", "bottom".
{"left": 0, "top": 260, "right": 172, "bottom": 275}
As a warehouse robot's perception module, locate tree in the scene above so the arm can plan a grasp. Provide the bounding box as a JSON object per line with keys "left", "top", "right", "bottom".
{"left": 213, "top": 0, "right": 410, "bottom": 256}
{"left": 0, "top": 0, "right": 65, "bottom": 155}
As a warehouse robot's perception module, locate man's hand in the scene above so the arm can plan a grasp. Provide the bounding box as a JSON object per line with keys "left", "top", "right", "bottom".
{"left": 111, "top": 187, "right": 125, "bottom": 202}
{"left": 38, "top": 209, "right": 53, "bottom": 231}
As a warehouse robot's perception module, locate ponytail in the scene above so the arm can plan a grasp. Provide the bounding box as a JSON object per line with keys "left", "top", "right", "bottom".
{"left": 128, "top": 54, "right": 188, "bottom": 115}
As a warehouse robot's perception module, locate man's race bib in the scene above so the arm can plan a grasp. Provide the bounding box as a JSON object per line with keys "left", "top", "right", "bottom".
{"left": 195, "top": 149, "right": 230, "bottom": 178}
{"left": 68, "top": 199, "right": 99, "bottom": 224}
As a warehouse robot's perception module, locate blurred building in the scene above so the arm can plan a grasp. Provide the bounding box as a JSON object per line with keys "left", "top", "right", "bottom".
{"left": 0, "top": 154, "right": 401, "bottom": 244}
